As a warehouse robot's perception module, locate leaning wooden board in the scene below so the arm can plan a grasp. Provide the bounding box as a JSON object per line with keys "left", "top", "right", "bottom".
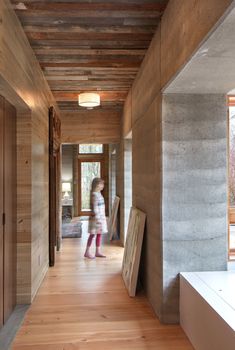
{"left": 108, "top": 196, "right": 120, "bottom": 240}
{"left": 122, "top": 207, "right": 146, "bottom": 297}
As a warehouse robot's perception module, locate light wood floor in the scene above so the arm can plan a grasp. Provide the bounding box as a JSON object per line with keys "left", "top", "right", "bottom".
{"left": 12, "top": 232, "right": 194, "bottom": 349}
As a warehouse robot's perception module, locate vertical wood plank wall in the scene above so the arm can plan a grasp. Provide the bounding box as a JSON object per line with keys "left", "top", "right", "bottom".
{"left": 3, "top": 98, "right": 17, "bottom": 323}
{"left": 16, "top": 111, "right": 32, "bottom": 303}
{"left": 0, "top": 97, "right": 4, "bottom": 327}
{"left": 0, "top": 0, "right": 59, "bottom": 303}
{"left": 0, "top": 96, "right": 17, "bottom": 327}
{"left": 120, "top": 0, "right": 233, "bottom": 322}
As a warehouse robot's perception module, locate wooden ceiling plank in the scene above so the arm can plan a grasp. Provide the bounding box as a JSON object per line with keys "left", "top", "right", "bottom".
{"left": 40, "top": 61, "right": 142, "bottom": 68}
{"left": 23, "top": 25, "right": 156, "bottom": 34}
{"left": 26, "top": 32, "right": 153, "bottom": 41}
{"left": 34, "top": 48, "right": 146, "bottom": 56}
{"left": 13, "top": 2, "right": 167, "bottom": 12}
{"left": 11, "top": 0, "right": 167, "bottom": 4}
{"left": 29, "top": 39, "right": 151, "bottom": 49}
{"left": 53, "top": 91, "right": 128, "bottom": 101}
{"left": 17, "top": 16, "right": 160, "bottom": 26}
{"left": 46, "top": 75, "right": 136, "bottom": 81}
{"left": 10, "top": 0, "right": 169, "bottom": 111}
{"left": 15, "top": 10, "right": 163, "bottom": 19}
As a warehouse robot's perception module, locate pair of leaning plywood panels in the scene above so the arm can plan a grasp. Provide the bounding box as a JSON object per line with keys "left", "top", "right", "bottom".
{"left": 122, "top": 207, "right": 146, "bottom": 297}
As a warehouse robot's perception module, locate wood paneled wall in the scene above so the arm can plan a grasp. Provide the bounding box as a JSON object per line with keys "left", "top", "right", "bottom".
{"left": 120, "top": 0, "right": 233, "bottom": 321}
{"left": 61, "top": 110, "right": 121, "bottom": 144}
{"left": 0, "top": 0, "right": 59, "bottom": 303}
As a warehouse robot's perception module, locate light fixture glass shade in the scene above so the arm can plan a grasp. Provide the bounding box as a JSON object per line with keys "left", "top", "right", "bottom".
{"left": 78, "top": 93, "right": 100, "bottom": 108}
{"left": 62, "top": 182, "right": 71, "bottom": 192}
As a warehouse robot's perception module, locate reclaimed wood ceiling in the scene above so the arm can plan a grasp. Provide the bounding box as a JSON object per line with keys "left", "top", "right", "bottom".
{"left": 11, "top": 0, "right": 169, "bottom": 111}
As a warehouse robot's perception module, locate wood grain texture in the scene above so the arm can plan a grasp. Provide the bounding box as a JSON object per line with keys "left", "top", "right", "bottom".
{"left": 0, "top": 97, "right": 4, "bottom": 328}
{"left": 161, "top": 0, "right": 233, "bottom": 89}
{"left": 108, "top": 196, "right": 120, "bottom": 240}
{"left": 61, "top": 110, "right": 121, "bottom": 144}
{"left": 122, "top": 207, "right": 146, "bottom": 297}
{"left": 16, "top": 111, "right": 32, "bottom": 304}
{"left": 11, "top": 236, "right": 193, "bottom": 349}
{"left": 122, "top": 89, "right": 132, "bottom": 137}
{"left": 3, "top": 98, "right": 17, "bottom": 324}
{"left": 132, "top": 29, "right": 161, "bottom": 124}
{"left": 229, "top": 208, "right": 235, "bottom": 224}
{"left": 132, "top": 94, "right": 162, "bottom": 318}
{"left": 0, "top": 0, "right": 59, "bottom": 304}
{"left": 10, "top": 0, "right": 169, "bottom": 111}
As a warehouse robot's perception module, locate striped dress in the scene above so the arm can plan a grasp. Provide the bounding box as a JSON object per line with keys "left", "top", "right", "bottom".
{"left": 88, "top": 191, "right": 108, "bottom": 235}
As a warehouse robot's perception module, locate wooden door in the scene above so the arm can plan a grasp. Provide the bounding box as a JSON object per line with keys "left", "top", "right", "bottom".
{"left": 0, "top": 97, "right": 4, "bottom": 328}
{"left": 3, "top": 98, "right": 16, "bottom": 323}
{"left": 49, "top": 107, "right": 61, "bottom": 266}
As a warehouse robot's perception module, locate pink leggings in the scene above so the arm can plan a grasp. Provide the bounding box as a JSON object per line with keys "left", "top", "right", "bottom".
{"left": 87, "top": 233, "right": 102, "bottom": 247}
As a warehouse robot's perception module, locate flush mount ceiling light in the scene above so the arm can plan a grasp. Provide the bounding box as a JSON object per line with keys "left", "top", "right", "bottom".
{"left": 78, "top": 92, "right": 100, "bottom": 108}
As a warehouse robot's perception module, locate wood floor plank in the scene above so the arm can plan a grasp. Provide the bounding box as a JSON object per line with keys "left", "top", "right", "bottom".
{"left": 11, "top": 232, "right": 193, "bottom": 349}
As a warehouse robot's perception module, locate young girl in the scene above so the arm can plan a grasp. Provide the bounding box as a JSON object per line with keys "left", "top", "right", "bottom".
{"left": 84, "top": 177, "right": 108, "bottom": 259}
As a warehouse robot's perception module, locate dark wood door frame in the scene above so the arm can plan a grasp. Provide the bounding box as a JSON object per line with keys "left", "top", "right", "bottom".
{"left": 78, "top": 156, "right": 105, "bottom": 216}
{"left": 49, "top": 106, "right": 61, "bottom": 267}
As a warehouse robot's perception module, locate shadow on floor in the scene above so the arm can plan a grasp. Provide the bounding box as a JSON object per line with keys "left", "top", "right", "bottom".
{"left": 0, "top": 304, "right": 29, "bottom": 350}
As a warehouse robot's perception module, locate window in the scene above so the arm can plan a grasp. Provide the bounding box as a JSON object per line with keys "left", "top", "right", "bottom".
{"left": 79, "top": 144, "right": 103, "bottom": 154}
{"left": 81, "top": 161, "right": 101, "bottom": 211}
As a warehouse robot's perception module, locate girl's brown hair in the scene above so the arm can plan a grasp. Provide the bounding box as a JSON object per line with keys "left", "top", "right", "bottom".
{"left": 91, "top": 177, "right": 104, "bottom": 192}
{"left": 90, "top": 178, "right": 104, "bottom": 209}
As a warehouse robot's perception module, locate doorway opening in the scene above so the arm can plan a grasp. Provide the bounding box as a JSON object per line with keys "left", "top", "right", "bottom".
{"left": 61, "top": 144, "right": 109, "bottom": 240}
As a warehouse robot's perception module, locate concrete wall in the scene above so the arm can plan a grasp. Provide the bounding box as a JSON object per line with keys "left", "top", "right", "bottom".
{"left": 124, "top": 139, "right": 132, "bottom": 241}
{"left": 162, "top": 94, "right": 228, "bottom": 322}
{"left": 109, "top": 145, "right": 117, "bottom": 215}
{"left": 116, "top": 141, "right": 124, "bottom": 244}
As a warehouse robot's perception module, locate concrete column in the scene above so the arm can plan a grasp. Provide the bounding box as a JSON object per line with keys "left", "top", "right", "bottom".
{"left": 124, "top": 139, "right": 132, "bottom": 240}
{"left": 162, "top": 94, "right": 228, "bottom": 322}
{"left": 108, "top": 144, "right": 117, "bottom": 215}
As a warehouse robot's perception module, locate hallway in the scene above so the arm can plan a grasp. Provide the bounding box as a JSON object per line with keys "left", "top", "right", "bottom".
{"left": 12, "top": 233, "right": 193, "bottom": 349}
